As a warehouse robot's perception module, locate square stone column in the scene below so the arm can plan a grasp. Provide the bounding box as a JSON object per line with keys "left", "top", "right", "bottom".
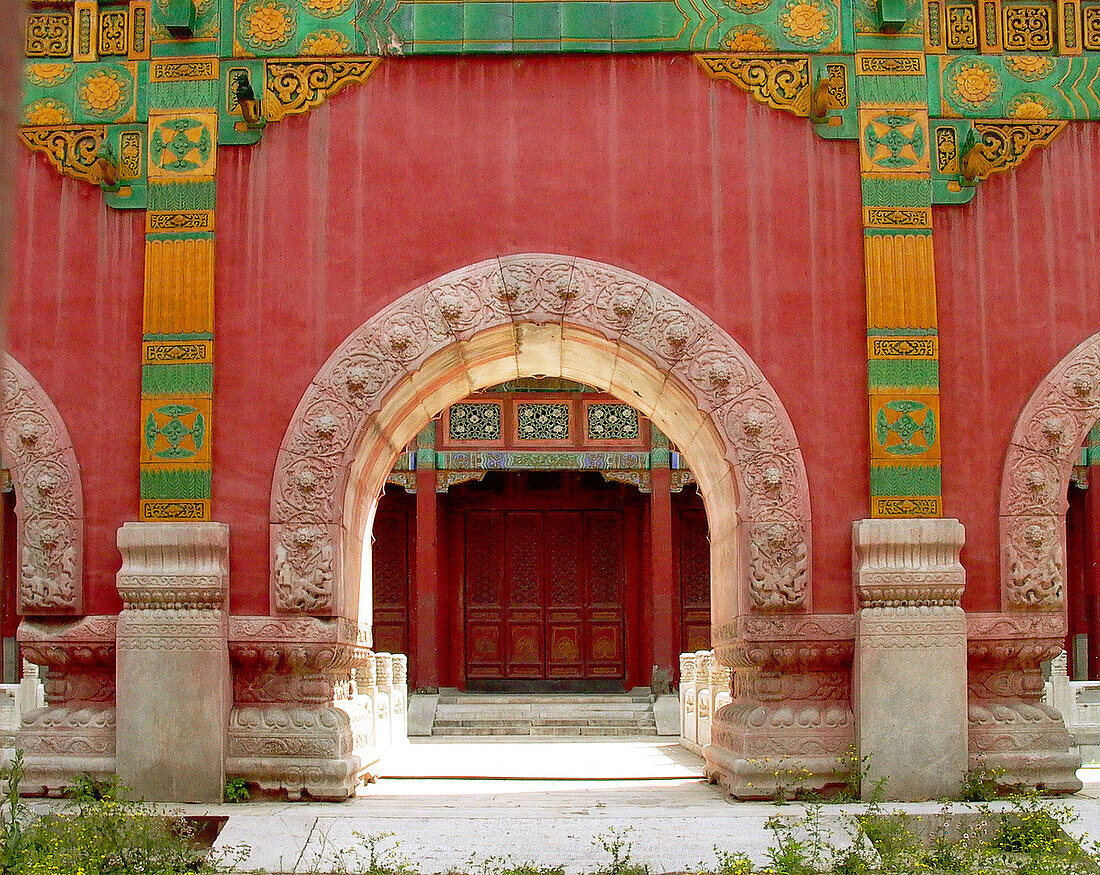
{"left": 853, "top": 518, "right": 968, "bottom": 801}
{"left": 116, "top": 522, "right": 230, "bottom": 803}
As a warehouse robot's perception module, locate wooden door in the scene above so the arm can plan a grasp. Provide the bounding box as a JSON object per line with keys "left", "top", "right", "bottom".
{"left": 371, "top": 490, "right": 413, "bottom": 655}
{"left": 676, "top": 489, "right": 711, "bottom": 655}
{"left": 458, "top": 474, "right": 630, "bottom": 682}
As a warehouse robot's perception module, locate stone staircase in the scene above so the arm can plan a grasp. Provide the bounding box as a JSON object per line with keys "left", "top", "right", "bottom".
{"left": 430, "top": 691, "right": 658, "bottom": 737}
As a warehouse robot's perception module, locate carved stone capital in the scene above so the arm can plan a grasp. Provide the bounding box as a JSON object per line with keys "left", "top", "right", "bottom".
{"left": 116, "top": 522, "right": 229, "bottom": 609}
{"left": 853, "top": 518, "right": 966, "bottom": 607}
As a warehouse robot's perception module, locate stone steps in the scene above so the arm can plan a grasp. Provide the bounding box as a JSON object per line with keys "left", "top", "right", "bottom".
{"left": 430, "top": 692, "right": 658, "bottom": 737}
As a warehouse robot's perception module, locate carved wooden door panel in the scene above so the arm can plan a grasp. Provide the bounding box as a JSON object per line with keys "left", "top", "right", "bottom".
{"left": 371, "top": 491, "right": 412, "bottom": 656}
{"left": 546, "top": 511, "right": 585, "bottom": 678}
{"left": 677, "top": 503, "right": 711, "bottom": 654}
{"left": 584, "top": 510, "right": 625, "bottom": 678}
{"left": 504, "top": 512, "right": 544, "bottom": 677}
{"left": 464, "top": 510, "right": 507, "bottom": 679}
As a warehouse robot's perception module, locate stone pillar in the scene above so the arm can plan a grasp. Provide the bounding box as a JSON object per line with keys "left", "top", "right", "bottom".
{"left": 392, "top": 654, "right": 409, "bottom": 743}
{"left": 853, "top": 518, "right": 968, "bottom": 800}
{"left": 17, "top": 660, "right": 43, "bottom": 714}
{"left": 115, "top": 522, "right": 230, "bottom": 803}
{"left": 17, "top": 616, "right": 117, "bottom": 795}
{"left": 709, "top": 654, "right": 732, "bottom": 721}
{"left": 374, "top": 652, "right": 393, "bottom": 746}
{"left": 228, "top": 617, "right": 377, "bottom": 800}
{"left": 679, "top": 652, "right": 696, "bottom": 746}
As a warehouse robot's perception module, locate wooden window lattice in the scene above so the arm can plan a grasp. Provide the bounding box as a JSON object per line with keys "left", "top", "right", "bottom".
{"left": 586, "top": 404, "right": 640, "bottom": 441}
{"left": 448, "top": 402, "right": 502, "bottom": 442}
{"left": 516, "top": 402, "right": 570, "bottom": 441}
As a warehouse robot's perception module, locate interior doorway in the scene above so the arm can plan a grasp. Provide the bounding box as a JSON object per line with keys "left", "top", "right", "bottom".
{"left": 448, "top": 471, "right": 641, "bottom": 690}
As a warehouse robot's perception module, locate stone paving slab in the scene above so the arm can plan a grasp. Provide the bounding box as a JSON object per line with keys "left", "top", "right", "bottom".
{"left": 48, "top": 742, "right": 1100, "bottom": 875}
{"left": 374, "top": 739, "right": 703, "bottom": 780}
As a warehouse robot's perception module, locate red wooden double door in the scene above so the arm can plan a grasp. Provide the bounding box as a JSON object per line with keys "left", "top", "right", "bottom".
{"left": 455, "top": 473, "right": 641, "bottom": 682}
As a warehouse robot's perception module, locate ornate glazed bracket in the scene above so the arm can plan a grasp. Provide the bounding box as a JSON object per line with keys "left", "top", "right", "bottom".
{"left": 1, "top": 355, "right": 83, "bottom": 615}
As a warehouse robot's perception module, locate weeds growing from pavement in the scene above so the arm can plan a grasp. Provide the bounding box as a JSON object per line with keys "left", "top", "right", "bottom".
{"left": 3, "top": 751, "right": 1100, "bottom": 875}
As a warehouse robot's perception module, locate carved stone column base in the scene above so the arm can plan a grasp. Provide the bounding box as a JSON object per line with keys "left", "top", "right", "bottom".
{"left": 227, "top": 617, "right": 379, "bottom": 800}
{"left": 16, "top": 706, "right": 116, "bottom": 796}
{"left": 705, "top": 702, "right": 854, "bottom": 799}
{"left": 226, "top": 701, "right": 377, "bottom": 801}
{"left": 707, "top": 615, "right": 856, "bottom": 800}
{"left": 15, "top": 616, "right": 117, "bottom": 796}
{"left": 968, "top": 613, "right": 1082, "bottom": 795}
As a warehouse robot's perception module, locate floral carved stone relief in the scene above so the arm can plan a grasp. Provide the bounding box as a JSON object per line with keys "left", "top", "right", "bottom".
{"left": 270, "top": 255, "right": 812, "bottom": 616}
{"left": 1001, "top": 333, "right": 1100, "bottom": 611}
{"left": 1, "top": 355, "right": 83, "bottom": 614}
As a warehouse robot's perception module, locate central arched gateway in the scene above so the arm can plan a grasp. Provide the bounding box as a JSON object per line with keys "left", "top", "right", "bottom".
{"left": 257, "top": 254, "right": 856, "bottom": 799}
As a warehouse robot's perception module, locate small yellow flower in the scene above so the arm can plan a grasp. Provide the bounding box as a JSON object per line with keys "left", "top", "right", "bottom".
{"left": 1008, "top": 93, "right": 1054, "bottom": 119}
{"left": 24, "top": 98, "right": 72, "bottom": 126}
{"left": 28, "top": 62, "right": 74, "bottom": 87}
{"left": 242, "top": 0, "right": 296, "bottom": 49}
{"left": 304, "top": 0, "right": 353, "bottom": 15}
{"left": 1005, "top": 54, "right": 1054, "bottom": 81}
{"left": 952, "top": 60, "right": 999, "bottom": 107}
{"left": 782, "top": 0, "right": 832, "bottom": 43}
{"left": 300, "top": 30, "right": 351, "bottom": 55}
{"left": 721, "top": 25, "right": 775, "bottom": 51}
{"left": 80, "top": 70, "right": 126, "bottom": 115}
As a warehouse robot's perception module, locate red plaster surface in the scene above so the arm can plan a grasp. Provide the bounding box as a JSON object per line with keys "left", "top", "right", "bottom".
{"left": 9, "top": 151, "right": 144, "bottom": 615}
{"left": 214, "top": 54, "right": 868, "bottom": 615}
{"left": 936, "top": 122, "right": 1100, "bottom": 613}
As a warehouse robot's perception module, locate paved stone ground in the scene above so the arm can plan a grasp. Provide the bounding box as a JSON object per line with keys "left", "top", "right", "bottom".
{"left": 167, "top": 744, "right": 1100, "bottom": 873}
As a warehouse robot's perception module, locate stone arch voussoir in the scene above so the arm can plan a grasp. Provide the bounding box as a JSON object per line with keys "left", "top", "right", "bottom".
{"left": 1, "top": 354, "right": 83, "bottom": 614}
{"left": 999, "top": 331, "right": 1100, "bottom": 615}
{"left": 270, "top": 254, "right": 812, "bottom": 623}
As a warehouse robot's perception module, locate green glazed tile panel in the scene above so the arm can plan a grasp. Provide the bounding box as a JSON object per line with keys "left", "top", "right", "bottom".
{"left": 228, "top": 0, "right": 853, "bottom": 55}
{"left": 868, "top": 358, "right": 940, "bottom": 389}
{"left": 140, "top": 466, "right": 213, "bottom": 500}
{"left": 869, "top": 463, "right": 941, "bottom": 496}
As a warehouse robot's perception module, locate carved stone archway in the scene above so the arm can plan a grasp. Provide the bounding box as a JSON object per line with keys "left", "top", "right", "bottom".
{"left": 999, "top": 331, "right": 1100, "bottom": 613}
{"left": 270, "top": 254, "right": 812, "bottom": 624}
{"left": 262, "top": 255, "right": 856, "bottom": 800}
{"left": 1, "top": 354, "right": 82, "bottom": 615}
{"left": 961, "top": 332, "right": 1100, "bottom": 793}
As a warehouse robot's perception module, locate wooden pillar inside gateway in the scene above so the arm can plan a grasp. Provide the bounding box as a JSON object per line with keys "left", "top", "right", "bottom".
{"left": 649, "top": 431, "right": 675, "bottom": 681}
{"left": 412, "top": 424, "right": 441, "bottom": 690}
{"left": 1087, "top": 477, "right": 1100, "bottom": 680}
{"left": 1067, "top": 484, "right": 1088, "bottom": 677}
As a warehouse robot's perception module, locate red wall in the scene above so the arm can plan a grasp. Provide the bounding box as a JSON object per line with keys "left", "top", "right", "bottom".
{"left": 213, "top": 54, "right": 869, "bottom": 615}
{"left": 10, "top": 152, "right": 144, "bottom": 614}
{"left": 27, "top": 56, "right": 1099, "bottom": 619}
{"left": 937, "top": 121, "right": 1100, "bottom": 611}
